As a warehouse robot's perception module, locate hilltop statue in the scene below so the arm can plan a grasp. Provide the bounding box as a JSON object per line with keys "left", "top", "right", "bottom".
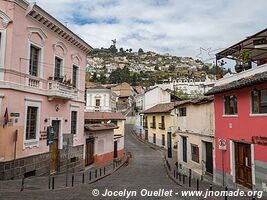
{"left": 111, "top": 39, "right": 117, "bottom": 46}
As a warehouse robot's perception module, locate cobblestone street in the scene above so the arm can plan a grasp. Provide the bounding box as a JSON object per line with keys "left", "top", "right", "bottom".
{"left": 0, "top": 122, "right": 264, "bottom": 200}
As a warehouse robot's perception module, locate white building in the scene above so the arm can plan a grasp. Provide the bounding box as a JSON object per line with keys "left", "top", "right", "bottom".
{"left": 156, "top": 76, "right": 215, "bottom": 96}
{"left": 85, "top": 85, "right": 117, "bottom": 112}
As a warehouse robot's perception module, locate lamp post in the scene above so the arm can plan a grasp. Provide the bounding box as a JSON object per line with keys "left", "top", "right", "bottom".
{"left": 167, "top": 127, "right": 172, "bottom": 158}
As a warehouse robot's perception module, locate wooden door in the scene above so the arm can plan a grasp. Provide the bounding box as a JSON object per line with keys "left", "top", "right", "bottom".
{"left": 51, "top": 120, "right": 60, "bottom": 173}
{"left": 85, "top": 138, "right": 94, "bottom": 166}
{"left": 205, "top": 142, "right": 213, "bottom": 175}
{"left": 235, "top": 142, "right": 252, "bottom": 189}
{"left": 114, "top": 140, "right": 118, "bottom": 158}
{"left": 182, "top": 137, "right": 187, "bottom": 162}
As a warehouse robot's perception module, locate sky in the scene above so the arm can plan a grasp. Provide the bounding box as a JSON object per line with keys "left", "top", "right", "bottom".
{"left": 30, "top": 0, "right": 267, "bottom": 62}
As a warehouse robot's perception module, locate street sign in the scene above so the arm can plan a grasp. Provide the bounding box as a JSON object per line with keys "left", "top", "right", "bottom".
{"left": 218, "top": 138, "right": 227, "bottom": 150}
{"left": 47, "top": 126, "right": 54, "bottom": 146}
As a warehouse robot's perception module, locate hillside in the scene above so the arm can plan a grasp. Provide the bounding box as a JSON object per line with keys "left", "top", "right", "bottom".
{"left": 86, "top": 45, "right": 229, "bottom": 86}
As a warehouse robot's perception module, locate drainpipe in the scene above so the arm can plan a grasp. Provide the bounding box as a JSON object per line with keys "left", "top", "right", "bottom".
{"left": 12, "top": 129, "right": 18, "bottom": 179}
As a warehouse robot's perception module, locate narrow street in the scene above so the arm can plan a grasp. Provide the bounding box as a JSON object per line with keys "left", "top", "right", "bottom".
{"left": 0, "top": 121, "right": 191, "bottom": 200}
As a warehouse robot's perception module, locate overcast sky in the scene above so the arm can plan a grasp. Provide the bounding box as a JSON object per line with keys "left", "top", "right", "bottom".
{"left": 30, "top": 0, "right": 267, "bottom": 62}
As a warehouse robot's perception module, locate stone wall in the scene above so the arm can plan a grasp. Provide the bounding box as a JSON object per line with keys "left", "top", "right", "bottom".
{"left": 0, "top": 145, "right": 84, "bottom": 180}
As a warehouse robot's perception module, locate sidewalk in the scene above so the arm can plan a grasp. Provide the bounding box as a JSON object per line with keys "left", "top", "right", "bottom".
{"left": 0, "top": 156, "right": 127, "bottom": 192}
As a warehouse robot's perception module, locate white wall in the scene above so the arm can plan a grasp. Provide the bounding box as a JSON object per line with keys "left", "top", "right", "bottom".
{"left": 144, "top": 87, "right": 170, "bottom": 110}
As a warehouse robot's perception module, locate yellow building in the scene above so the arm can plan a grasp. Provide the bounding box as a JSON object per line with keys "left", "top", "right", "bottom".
{"left": 143, "top": 102, "right": 178, "bottom": 148}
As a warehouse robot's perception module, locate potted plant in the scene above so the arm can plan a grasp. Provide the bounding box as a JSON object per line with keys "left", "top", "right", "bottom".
{"left": 236, "top": 50, "right": 252, "bottom": 72}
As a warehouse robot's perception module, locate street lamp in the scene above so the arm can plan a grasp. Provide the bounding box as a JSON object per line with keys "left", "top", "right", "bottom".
{"left": 167, "top": 127, "right": 172, "bottom": 158}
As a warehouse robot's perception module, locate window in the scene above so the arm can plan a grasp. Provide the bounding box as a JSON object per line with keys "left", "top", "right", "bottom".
{"left": 110, "top": 120, "right": 118, "bottom": 126}
{"left": 159, "top": 116, "right": 165, "bottom": 129}
{"left": 251, "top": 89, "right": 267, "bottom": 114}
{"left": 71, "top": 111, "right": 77, "bottom": 135}
{"left": 29, "top": 45, "right": 40, "bottom": 76}
{"left": 72, "top": 65, "right": 78, "bottom": 88}
{"left": 153, "top": 133, "right": 156, "bottom": 144}
{"left": 54, "top": 57, "right": 62, "bottom": 81}
{"left": 179, "top": 107, "right": 186, "bottom": 116}
{"left": 224, "top": 95, "right": 238, "bottom": 115}
{"left": 0, "top": 32, "right": 2, "bottom": 63}
{"left": 26, "top": 106, "right": 38, "bottom": 140}
{"left": 96, "top": 99, "right": 100, "bottom": 106}
{"left": 162, "top": 134, "right": 165, "bottom": 146}
{"left": 191, "top": 144, "right": 199, "bottom": 163}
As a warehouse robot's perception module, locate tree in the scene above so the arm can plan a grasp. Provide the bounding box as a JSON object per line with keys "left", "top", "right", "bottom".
{"left": 168, "top": 65, "right": 175, "bottom": 71}
{"left": 99, "top": 73, "right": 107, "bottom": 84}
{"left": 129, "top": 48, "right": 132, "bottom": 53}
{"left": 91, "top": 72, "right": 98, "bottom": 82}
{"left": 119, "top": 47, "right": 124, "bottom": 53}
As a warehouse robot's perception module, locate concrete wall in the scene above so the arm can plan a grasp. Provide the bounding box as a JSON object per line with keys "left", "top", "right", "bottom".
{"left": 144, "top": 87, "right": 170, "bottom": 110}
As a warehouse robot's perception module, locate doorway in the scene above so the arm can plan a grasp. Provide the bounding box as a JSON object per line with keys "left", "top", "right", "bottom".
{"left": 145, "top": 130, "right": 148, "bottom": 141}
{"left": 205, "top": 142, "right": 213, "bottom": 175}
{"left": 114, "top": 140, "right": 118, "bottom": 158}
{"left": 51, "top": 120, "right": 60, "bottom": 173}
{"left": 234, "top": 142, "right": 252, "bottom": 189}
{"left": 85, "top": 138, "right": 94, "bottom": 166}
{"left": 182, "top": 136, "right": 187, "bottom": 162}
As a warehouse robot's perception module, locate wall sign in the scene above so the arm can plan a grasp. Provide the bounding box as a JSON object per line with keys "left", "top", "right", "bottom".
{"left": 252, "top": 136, "right": 267, "bottom": 146}
{"left": 218, "top": 138, "right": 227, "bottom": 150}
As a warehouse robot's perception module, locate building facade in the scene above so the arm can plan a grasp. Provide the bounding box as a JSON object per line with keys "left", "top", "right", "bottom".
{"left": 84, "top": 112, "right": 125, "bottom": 167}
{"left": 0, "top": 0, "right": 92, "bottom": 180}
{"left": 85, "top": 85, "right": 117, "bottom": 112}
{"left": 206, "top": 28, "right": 267, "bottom": 191}
{"left": 176, "top": 97, "right": 215, "bottom": 179}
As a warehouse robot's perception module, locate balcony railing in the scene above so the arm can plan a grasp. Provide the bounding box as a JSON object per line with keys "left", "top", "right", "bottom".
{"left": 150, "top": 122, "right": 156, "bottom": 129}
{"left": 28, "top": 76, "right": 40, "bottom": 88}
{"left": 158, "top": 123, "right": 165, "bottom": 130}
{"left": 47, "top": 80, "right": 78, "bottom": 100}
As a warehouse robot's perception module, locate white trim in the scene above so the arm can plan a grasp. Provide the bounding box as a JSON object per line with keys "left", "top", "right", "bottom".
{"left": 249, "top": 113, "right": 267, "bottom": 117}
{"left": 0, "top": 10, "right": 12, "bottom": 28}
{"left": 0, "top": 94, "right": 3, "bottom": 117}
{"left": 70, "top": 106, "right": 79, "bottom": 137}
{"left": 26, "top": 40, "right": 44, "bottom": 88}
{"left": 27, "top": 27, "right": 47, "bottom": 44}
{"left": 230, "top": 140, "right": 236, "bottom": 182}
{"left": 71, "top": 53, "right": 82, "bottom": 64}
{"left": 23, "top": 99, "right": 41, "bottom": 149}
{"left": 53, "top": 54, "right": 65, "bottom": 79}
{"left": 49, "top": 117, "right": 63, "bottom": 150}
{"left": 0, "top": 29, "right": 7, "bottom": 80}
{"left": 24, "top": 97, "right": 42, "bottom": 103}
{"left": 251, "top": 144, "right": 255, "bottom": 186}
{"left": 53, "top": 41, "right": 68, "bottom": 56}
{"left": 222, "top": 114, "right": 238, "bottom": 118}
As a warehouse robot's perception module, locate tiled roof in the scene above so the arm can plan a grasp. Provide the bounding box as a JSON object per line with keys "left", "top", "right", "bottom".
{"left": 142, "top": 102, "right": 176, "bottom": 114}
{"left": 205, "top": 71, "right": 267, "bottom": 95}
{"left": 142, "top": 96, "right": 214, "bottom": 114}
{"left": 84, "top": 112, "right": 126, "bottom": 120}
{"left": 84, "top": 123, "right": 118, "bottom": 131}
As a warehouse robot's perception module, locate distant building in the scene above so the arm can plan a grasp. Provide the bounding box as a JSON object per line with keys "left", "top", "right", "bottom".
{"left": 85, "top": 85, "right": 117, "bottom": 112}
{"left": 84, "top": 112, "right": 125, "bottom": 166}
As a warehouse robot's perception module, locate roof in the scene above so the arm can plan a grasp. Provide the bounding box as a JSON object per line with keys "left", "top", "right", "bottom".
{"left": 142, "top": 96, "right": 214, "bottom": 114}
{"left": 216, "top": 28, "right": 267, "bottom": 60}
{"left": 84, "top": 123, "right": 118, "bottom": 131}
{"left": 16, "top": 0, "right": 93, "bottom": 54}
{"left": 84, "top": 112, "right": 126, "bottom": 120}
{"left": 142, "top": 102, "right": 176, "bottom": 114}
{"left": 205, "top": 71, "right": 267, "bottom": 95}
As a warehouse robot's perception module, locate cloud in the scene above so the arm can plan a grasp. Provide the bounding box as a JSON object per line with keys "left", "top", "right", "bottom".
{"left": 30, "top": 0, "right": 267, "bottom": 62}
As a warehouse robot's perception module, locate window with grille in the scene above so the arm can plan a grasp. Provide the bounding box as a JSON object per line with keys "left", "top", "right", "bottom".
{"left": 54, "top": 57, "right": 62, "bottom": 81}
{"left": 72, "top": 65, "right": 78, "bottom": 87}
{"left": 179, "top": 107, "right": 186, "bottom": 116}
{"left": 71, "top": 111, "right": 77, "bottom": 135}
{"left": 29, "top": 45, "right": 40, "bottom": 76}
{"left": 224, "top": 95, "right": 238, "bottom": 115}
{"left": 26, "top": 106, "right": 38, "bottom": 140}
{"left": 191, "top": 144, "right": 199, "bottom": 163}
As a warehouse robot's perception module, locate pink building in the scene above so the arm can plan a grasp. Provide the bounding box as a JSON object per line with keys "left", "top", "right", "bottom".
{"left": 206, "top": 28, "right": 267, "bottom": 191}
{"left": 0, "top": 0, "right": 92, "bottom": 179}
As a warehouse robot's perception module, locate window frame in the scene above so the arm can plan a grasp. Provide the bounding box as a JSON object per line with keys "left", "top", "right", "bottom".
{"left": 71, "top": 110, "right": 78, "bottom": 135}
{"left": 29, "top": 44, "right": 41, "bottom": 77}
{"left": 223, "top": 95, "right": 238, "bottom": 116}
{"left": 191, "top": 144, "right": 200, "bottom": 163}
{"left": 162, "top": 134, "right": 165, "bottom": 146}
{"left": 24, "top": 99, "right": 41, "bottom": 149}
{"left": 153, "top": 133, "right": 156, "bottom": 144}
{"left": 251, "top": 89, "right": 267, "bottom": 115}
{"left": 0, "top": 29, "right": 7, "bottom": 78}
{"left": 179, "top": 107, "right": 187, "bottom": 117}
{"left": 72, "top": 64, "right": 79, "bottom": 88}
{"left": 54, "top": 56, "right": 63, "bottom": 81}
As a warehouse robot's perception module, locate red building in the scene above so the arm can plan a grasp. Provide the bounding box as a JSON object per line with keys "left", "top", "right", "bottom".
{"left": 206, "top": 28, "right": 267, "bottom": 192}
